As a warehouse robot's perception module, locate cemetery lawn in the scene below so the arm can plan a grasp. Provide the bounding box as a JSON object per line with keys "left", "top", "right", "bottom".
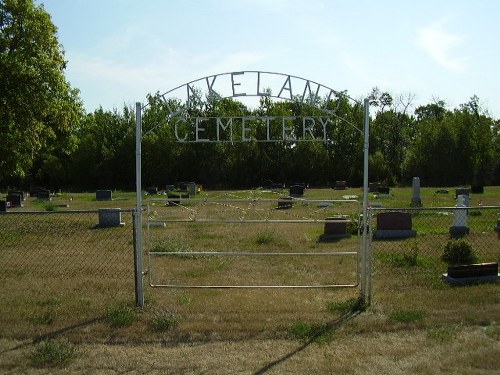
{"left": 0, "top": 186, "right": 499, "bottom": 374}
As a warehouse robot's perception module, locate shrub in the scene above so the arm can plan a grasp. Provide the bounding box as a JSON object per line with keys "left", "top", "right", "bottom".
{"left": 106, "top": 304, "right": 136, "bottom": 327}
{"left": 442, "top": 239, "right": 477, "bottom": 264}
{"left": 150, "top": 309, "right": 179, "bottom": 332}
{"left": 29, "top": 340, "right": 76, "bottom": 368}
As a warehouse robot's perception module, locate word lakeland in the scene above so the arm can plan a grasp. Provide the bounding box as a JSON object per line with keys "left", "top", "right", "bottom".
{"left": 174, "top": 116, "right": 335, "bottom": 143}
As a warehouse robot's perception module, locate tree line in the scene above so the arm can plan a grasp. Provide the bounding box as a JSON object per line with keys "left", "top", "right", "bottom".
{"left": 1, "top": 1, "right": 499, "bottom": 191}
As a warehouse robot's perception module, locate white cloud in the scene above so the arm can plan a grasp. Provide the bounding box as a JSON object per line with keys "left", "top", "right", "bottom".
{"left": 416, "top": 21, "right": 467, "bottom": 73}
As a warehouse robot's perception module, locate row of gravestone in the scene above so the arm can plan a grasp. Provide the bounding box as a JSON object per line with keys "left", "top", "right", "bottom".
{"left": 146, "top": 183, "right": 198, "bottom": 197}
{"left": 373, "top": 208, "right": 500, "bottom": 240}
{"left": 0, "top": 188, "right": 53, "bottom": 211}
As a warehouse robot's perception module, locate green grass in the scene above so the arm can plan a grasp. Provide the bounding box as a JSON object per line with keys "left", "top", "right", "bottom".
{"left": 389, "top": 310, "right": 426, "bottom": 323}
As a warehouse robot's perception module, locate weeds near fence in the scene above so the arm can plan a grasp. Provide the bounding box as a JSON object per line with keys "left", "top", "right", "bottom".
{"left": 29, "top": 340, "right": 76, "bottom": 368}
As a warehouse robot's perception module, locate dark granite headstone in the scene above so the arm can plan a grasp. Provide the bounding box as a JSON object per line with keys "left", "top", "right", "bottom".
{"left": 334, "top": 181, "right": 347, "bottom": 190}
{"left": 373, "top": 212, "right": 416, "bottom": 239}
{"left": 320, "top": 217, "right": 351, "bottom": 241}
{"left": 0, "top": 200, "right": 6, "bottom": 212}
{"left": 98, "top": 208, "right": 124, "bottom": 227}
{"left": 369, "top": 182, "right": 380, "bottom": 193}
{"left": 471, "top": 185, "right": 484, "bottom": 194}
{"left": 8, "top": 191, "right": 24, "bottom": 201}
{"left": 6, "top": 193, "right": 22, "bottom": 207}
{"left": 165, "top": 184, "right": 175, "bottom": 191}
{"left": 96, "top": 190, "right": 112, "bottom": 201}
{"left": 377, "top": 186, "right": 390, "bottom": 194}
{"left": 289, "top": 184, "right": 305, "bottom": 197}
{"left": 147, "top": 187, "right": 158, "bottom": 195}
{"left": 277, "top": 196, "right": 293, "bottom": 209}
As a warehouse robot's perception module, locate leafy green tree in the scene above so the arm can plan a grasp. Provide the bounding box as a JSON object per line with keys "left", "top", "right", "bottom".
{"left": 68, "top": 107, "right": 134, "bottom": 190}
{"left": 0, "top": 0, "right": 83, "bottom": 186}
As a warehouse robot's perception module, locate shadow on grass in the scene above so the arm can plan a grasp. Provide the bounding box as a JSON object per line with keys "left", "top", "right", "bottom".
{"left": 0, "top": 316, "right": 105, "bottom": 355}
{"left": 252, "top": 298, "right": 366, "bottom": 375}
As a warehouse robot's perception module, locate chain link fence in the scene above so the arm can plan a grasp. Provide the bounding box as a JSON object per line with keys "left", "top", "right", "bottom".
{"left": 369, "top": 206, "right": 500, "bottom": 276}
{"left": 0, "top": 209, "right": 136, "bottom": 338}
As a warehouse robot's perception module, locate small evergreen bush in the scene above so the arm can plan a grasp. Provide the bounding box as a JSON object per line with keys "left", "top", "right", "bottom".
{"left": 442, "top": 239, "right": 477, "bottom": 264}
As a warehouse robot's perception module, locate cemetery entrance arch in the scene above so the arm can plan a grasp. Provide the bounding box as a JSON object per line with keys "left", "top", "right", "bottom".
{"left": 134, "top": 71, "right": 371, "bottom": 307}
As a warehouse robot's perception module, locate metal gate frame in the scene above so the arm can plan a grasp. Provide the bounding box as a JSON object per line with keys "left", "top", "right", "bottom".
{"left": 144, "top": 197, "right": 363, "bottom": 290}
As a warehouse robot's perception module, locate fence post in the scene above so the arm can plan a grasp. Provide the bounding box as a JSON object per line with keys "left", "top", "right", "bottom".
{"left": 133, "top": 209, "right": 144, "bottom": 307}
{"left": 360, "top": 97, "right": 370, "bottom": 306}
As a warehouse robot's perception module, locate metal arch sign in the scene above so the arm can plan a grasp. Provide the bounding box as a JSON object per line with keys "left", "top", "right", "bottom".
{"left": 145, "top": 71, "right": 363, "bottom": 143}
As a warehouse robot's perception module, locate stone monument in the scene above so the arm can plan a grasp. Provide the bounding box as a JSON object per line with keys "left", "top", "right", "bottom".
{"left": 410, "top": 177, "right": 422, "bottom": 207}
{"left": 449, "top": 195, "right": 469, "bottom": 238}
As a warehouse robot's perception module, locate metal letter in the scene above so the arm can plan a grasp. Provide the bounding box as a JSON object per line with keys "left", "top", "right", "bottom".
{"left": 195, "top": 117, "right": 210, "bottom": 142}
{"left": 278, "top": 75, "right": 293, "bottom": 99}
{"left": 216, "top": 117, "right": 233, "bottom": 141}
{"left": 231, "top": 72, "right": 246, "bottom": 97}
{"left": 302, "top": 117, "right": 316, "bottom": 140}
{"left": 174, "top": 121, "right": 188, "bottom": 142}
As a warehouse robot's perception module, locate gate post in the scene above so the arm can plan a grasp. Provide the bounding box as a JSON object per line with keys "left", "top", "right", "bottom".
{"left": 360, "top": 98, "right": 370, "bottom": 305}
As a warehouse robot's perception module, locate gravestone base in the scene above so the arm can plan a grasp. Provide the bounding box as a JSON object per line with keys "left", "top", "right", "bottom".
{"left": 98, "top": 208, "right": 125, "bottom": 228}
{"left": 442, "top": 273, "right": 500, "bottom": 285}
{"left": 373, "top": 229, "right": 417, "bottom": 239}
{"left": 449, "top": 226, "right": 470, "bottom": 238}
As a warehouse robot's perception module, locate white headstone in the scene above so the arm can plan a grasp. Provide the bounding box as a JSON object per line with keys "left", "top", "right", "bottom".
{"left": 453, "top": 195, "right": 468, "bottom": 227}
{"left": 410, "top": 177, "right": 422, "bottom": 207}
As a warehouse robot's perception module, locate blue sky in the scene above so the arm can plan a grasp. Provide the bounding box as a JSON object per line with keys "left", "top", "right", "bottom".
{"left": 39, "top": 0, "right": 499, "bottom": 118}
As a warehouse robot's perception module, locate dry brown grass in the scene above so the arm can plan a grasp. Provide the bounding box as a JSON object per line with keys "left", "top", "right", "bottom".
{"left": 0, "top": 188, "right": 499, "bottom": 373}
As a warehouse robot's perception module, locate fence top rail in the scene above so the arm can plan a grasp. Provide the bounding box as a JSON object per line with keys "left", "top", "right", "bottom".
{"left": 149, "top": 218, "right": 355, "bottom": 224}
{"left": 149, "top": 198, "right": 359, "bottom": 204}
{"left": 0, "top": 209, "right": 136, "bottom": 215}
{"left": 369, "top": 205, "right": 500, "bottom": 211}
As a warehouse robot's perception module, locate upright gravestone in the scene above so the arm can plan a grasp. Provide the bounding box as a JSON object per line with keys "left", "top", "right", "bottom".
{"left": 373, "top": 212, "right": 417, "bottom": 239}
{"left": 36, "top": 190, "right": 51, "bottom": 200}
{"left": 186, "top": 182, "right": 197, "bottom": 196}
{"left": 147, "top": 187, "right": 158, "bottom": 195}
{"left": 289, "top": 184, "right": 305, "bottom": 197}
{"left": 98, "top": 208, "right": 125, "bottom": 227}
{"left": 0, "top": 200, "right": 7, "bottom": 212}
{"left": 455, "top": 187, "right": 470, "bottom": 201}
{"left": 6, "top": 193, "right": 22, "bottom": 208}
{"left": 8, "top": 191, "right": 24, "bottom": 201}
{"left": 334, "top": 181, "right": 347, "bottom": 190}
{"left": 410, "top": 177, "right": 422, "bottom": 207}
{"left": 320, "top": 216, "right": 352, "bottom": 241}
{"left": 449, "top": 195, "right": 469, "bottom": 238}
{"left": 96, "top": 190, "right": 112, "bottom": 201}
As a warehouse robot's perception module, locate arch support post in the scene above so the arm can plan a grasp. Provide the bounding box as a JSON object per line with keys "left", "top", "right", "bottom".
{"left": 134, "top": 102, "right": 144, "bottom": 307}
